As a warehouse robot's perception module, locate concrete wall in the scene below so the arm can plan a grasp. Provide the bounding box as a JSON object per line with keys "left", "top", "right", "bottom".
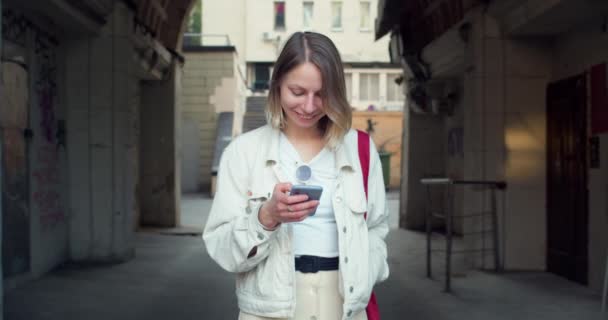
{"left": 352, "top": 111, "right": 403, "bottom": 189}
{"left": 1, "top": 2, "right": 4, "bottom": 318}
{"left": 444, "top": 79, "right": 465, "bottom": 233}
{"left": 28, "top": 24, "right": 69, "bottom": 278}
{"left": 203, "top": 0, "right": 391, "bottom": 63}
{"left": 459, "top": 13, "right": 553, "bottom": 270}
{"left": 180, "top": 50, "right": 242, "bottom": 193}
{"left": 458, "top": 11, "right": 608, "bottom": 283}
{"left": 552, "top": 22, "right": 608, "bottom": 292}
{"left": 65, "top": 3, "right": 136, "bottom": 261}
{"left": 403, "top": 112, "right": 445, "bottom": 230}
{"left": 0, "top": 7, "right": 70, "bottom": 286}
{"left": 140, "top": 63, "right": 182, "bottom": 227}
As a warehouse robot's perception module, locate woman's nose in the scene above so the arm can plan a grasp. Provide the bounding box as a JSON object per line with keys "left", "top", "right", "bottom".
{"left": 303, "top": 94, "right": 316, "bottom": 113}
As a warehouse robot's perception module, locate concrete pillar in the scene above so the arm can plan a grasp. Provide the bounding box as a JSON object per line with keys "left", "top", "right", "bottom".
{"left": 140, "top": 63, "right": 182, "bottom": 227}
{"left": 461, "top": 13, "right": 552, "bottom": 270}
{"left": 1, "top": 1, "right": 5, "bottom": 317}
{"left": 65, "top": 2, "right": 135, "bottom": 262}
{"left": 402, "top": 110, "right": 445, "bottom": 230}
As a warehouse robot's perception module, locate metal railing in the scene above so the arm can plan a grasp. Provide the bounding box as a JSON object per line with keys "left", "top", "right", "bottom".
{"left": 182, "top": 33, "right": 231, "bottom": 47}
{"left": 420, "top": 177, "right": 507, "bottom": 292}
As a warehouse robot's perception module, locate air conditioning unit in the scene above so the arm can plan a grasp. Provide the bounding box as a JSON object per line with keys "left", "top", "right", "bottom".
{"left": 262, "top": 32, "right": 279, "bottom": 42}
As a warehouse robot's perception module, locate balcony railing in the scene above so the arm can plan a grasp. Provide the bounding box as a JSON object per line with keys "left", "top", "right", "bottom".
{"left": 182, "top": 33, "right": 232, "bottom": 47}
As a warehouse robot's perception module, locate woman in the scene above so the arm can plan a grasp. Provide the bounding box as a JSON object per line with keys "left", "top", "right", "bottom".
{"left": 203, "top": 31, "right": 389, "bottom": 320}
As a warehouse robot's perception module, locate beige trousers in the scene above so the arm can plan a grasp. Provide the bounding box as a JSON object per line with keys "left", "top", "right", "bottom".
{"left": 238, "top": 270, "right": 367, "bottom": 320}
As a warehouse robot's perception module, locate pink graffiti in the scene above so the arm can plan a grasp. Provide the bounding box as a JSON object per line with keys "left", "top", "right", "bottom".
{"left": 32, "top": 167, "right": 59, "bottom": 186}
{"left": 34, "top": 145, "right": 64, "bottom": 229}
{"left": 36, "top": 145, "right": 58, "bottom": 165}
{"left": 40, "top": 211, "right": 66, "bottom": 230}
{"left": 38, "top": 86, "right": 56, "bottom": 143}
{"left": 33, "top": 190, "right": 61, "bottom": 211}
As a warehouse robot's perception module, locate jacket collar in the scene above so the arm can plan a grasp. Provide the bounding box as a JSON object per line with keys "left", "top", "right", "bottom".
{"left": 262, "top": 125, "right": 357, "bottom": 172}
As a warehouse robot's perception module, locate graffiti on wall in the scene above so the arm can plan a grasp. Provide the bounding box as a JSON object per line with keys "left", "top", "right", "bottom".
{"left": 1, "top": 61, "right": 31, "bottom": 276}
{"left": 27, "top": 18, "right": 65, "bottom": 230}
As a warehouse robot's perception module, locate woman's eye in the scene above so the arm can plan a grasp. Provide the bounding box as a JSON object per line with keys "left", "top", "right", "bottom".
{"left": 292, "top": 90, "right": 304, "bottom": 96}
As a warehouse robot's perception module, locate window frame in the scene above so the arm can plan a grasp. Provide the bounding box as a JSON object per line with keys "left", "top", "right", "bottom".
{"left": 302, "top": 1, "right": 314, "bottom": 30}
{"left": 330, "top": 1, "right": 343, "bottom": 31}
{"left": 274, "top": 1, "right": 286, "bottom": 31}
{"left": 359, "top": 1, "right": 371, "bottom": 31}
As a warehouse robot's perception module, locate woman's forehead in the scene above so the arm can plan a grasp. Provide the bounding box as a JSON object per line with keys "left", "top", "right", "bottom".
{"left": 282, "top": 62, "right": 323, "bottom": 91}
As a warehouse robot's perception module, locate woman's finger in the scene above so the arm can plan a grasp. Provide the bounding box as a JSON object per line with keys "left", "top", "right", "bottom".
{"left": 285, "top": 194, "right": 309, "bottom": 204}
{"left": 287, "top": 200, "right": 319, "bottom": 212}
{"left": 274, "top": 182, "right": 292, "bottom": 195}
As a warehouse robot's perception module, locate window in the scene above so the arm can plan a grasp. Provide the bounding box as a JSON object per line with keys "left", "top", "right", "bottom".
{"left": 254, "top": 64, "right": 271, "bottom": 91}
{"left": 344, "top": 73, "right": 352, "bottom": 102}
{"left": 303, "top": 2, "right": 314, "bottom": 29}
{"left": 274, "top": 2, "right": 286, "bottom": 30}
{"left": 359, "top": 1, "right": 371, "bottom": 30}
{"left": 387, "top": 73, "right": 404, "bottom": 101}
{"left": 359, "top": 73, "right": 379, "bottom": 101}
{"left": 331, "top": 2, "right": 342, "bottom": 30}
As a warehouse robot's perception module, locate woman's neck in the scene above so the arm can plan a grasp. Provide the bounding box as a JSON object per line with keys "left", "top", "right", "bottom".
{"left": 283, "top": 123, "right": 323, "bottom": 142}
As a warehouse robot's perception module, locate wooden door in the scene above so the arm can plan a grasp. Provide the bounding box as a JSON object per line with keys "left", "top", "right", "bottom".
{"left": 546, "top": 74, "right": 588, "bottom": 285}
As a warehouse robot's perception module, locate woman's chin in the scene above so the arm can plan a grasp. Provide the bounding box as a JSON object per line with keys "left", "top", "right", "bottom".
{"left": 287, "top": 115, "right": 321, "bottom": 129}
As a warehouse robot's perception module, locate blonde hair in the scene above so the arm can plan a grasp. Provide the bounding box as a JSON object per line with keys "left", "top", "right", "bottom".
{"left": 266, "top": 31, "right": 351, "bottom": 148}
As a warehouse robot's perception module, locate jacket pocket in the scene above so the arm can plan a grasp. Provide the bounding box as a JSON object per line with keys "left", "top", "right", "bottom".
{"left": 341, "top": 173, "right": 367, "bottom": 215}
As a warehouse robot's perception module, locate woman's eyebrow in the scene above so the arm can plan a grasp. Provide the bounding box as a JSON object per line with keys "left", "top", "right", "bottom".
{"left": 288, "top": 85, "right": 319, "bottom": 93}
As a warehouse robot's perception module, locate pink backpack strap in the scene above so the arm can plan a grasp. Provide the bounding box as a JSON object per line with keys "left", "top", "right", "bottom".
{"left": 357, "top": 130, "right": 370, "bottom": 215}
{"left": 356, "top": 130, "right": 381, "bottom": 320}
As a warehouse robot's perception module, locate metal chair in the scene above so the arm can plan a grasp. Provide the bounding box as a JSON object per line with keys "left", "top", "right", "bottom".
{"left": 421, "top": 178, "right": 506, "bottom": 292}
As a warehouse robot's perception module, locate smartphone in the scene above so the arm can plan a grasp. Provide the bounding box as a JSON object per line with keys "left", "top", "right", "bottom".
{"left": 290, "top": 185, "right": 323, "bottom": 216}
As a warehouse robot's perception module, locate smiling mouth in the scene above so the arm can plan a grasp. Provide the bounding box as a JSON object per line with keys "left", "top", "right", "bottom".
{"left": 295, "top": 112, "right": 316, "bottom": 120}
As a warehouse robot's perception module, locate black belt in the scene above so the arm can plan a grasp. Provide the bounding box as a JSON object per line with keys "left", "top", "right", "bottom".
{"left": 295, "top": 255, "right": 339, "bottom": 273}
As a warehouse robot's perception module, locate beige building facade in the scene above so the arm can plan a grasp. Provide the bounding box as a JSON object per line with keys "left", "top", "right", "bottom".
{"left": 202, "top": 0, "right": 406, "bottom": 111}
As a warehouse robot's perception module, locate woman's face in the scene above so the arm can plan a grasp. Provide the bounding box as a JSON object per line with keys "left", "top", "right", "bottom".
{"left": 279, "top": 62, "right": 326, "bottom": 131}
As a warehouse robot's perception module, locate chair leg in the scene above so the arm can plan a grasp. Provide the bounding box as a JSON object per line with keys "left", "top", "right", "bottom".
{"left": 602, "top": 252, "right": 608, "bottom": 313}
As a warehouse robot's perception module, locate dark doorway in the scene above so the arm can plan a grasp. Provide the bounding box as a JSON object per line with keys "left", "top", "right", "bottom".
{"left": 546, "top": 74, "right": 588, "bottom": 285}
{"left": 253, "top": 63, "right": 271, "bottom": 91}
{"left": 1, "top": 60, "right": 31, "bottom": 278}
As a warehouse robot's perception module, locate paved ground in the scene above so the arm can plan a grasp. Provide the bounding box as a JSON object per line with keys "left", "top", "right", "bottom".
{"left": 5, "top": 193, "right": 606, "bottom": 320}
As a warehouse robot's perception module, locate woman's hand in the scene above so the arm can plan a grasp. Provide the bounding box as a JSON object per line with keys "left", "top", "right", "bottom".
{"left": 258, "top": 183, "right": 319, "bottom": 229}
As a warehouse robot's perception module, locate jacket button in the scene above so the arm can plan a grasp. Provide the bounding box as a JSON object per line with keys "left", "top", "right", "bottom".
{"left": 344, "top": 257, "right": 348, "bottom": 264}
{"left": 336, "top": 196, "right": 342, "bottom": 203}
{"left": 257, "top": 232, "right": 264, "bottom": 240}
{"left": 343, "top": 227, "right": 347, "bottom": 233}
{"left": 347, "top": 310, "right": 352, "bottom": 317}
{"left": 245, "top": 207, "right": 252, "bottom": 214}
{"left": 349, "top": 286, "right": 354, "bottom": 293}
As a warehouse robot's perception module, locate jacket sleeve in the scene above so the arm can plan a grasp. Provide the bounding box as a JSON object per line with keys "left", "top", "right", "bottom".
{"left": 366, "top": 140, "right": 390, "bottom": 286}
{"left": 202, "top": 139, "right": 278, "bottom": 273}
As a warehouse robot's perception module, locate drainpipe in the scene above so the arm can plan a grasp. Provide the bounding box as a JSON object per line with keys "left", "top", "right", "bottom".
{"left": 0, "top": 0, "right": 4, "bottom": 317}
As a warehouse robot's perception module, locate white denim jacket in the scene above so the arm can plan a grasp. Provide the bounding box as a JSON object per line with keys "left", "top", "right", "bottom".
{"left": 203, "top": 125, "right": 390, "bottom": 320}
